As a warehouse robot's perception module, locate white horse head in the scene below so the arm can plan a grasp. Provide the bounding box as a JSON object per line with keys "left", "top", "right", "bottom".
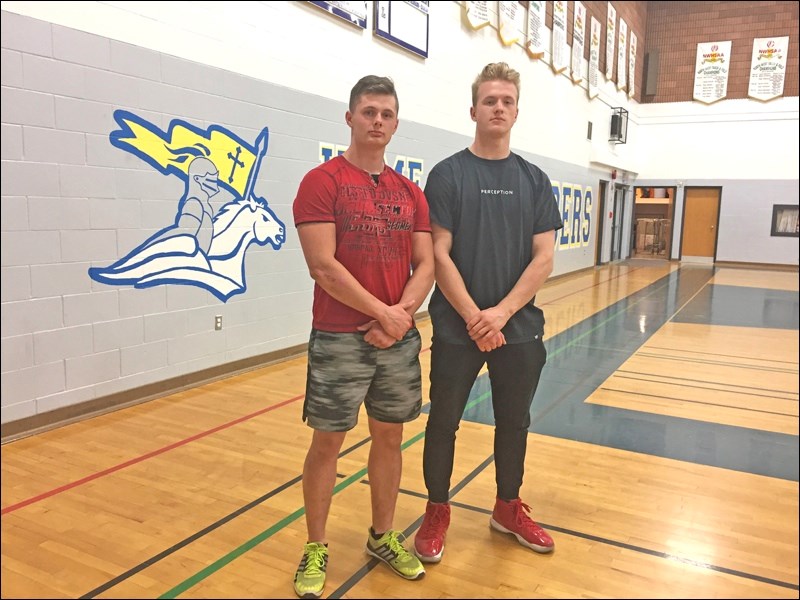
{"left": 207, "top": 196, "right": 285, "bottom": 287}
{"left": 247, "top": 195, "right": 286, "bottom": 249}
{"left": 210, "top": 196, "right": 285, "bottom": 255}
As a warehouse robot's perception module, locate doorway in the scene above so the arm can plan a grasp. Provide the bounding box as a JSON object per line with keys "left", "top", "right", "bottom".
{"left": 632, "top": 187, "right": 674, "bottom": 259}
{"left": 610, "top": 186, "right": 626, "bottom": 261}
{"left": 595, "top": 180, "right": 608, "bottom": 265}
{"left": 680, "top": 187, "right": 721, "bottom": 263}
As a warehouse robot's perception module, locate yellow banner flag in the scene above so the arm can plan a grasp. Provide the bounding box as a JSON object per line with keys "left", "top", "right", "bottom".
{"left": 111, "top": 111, "right": 265, "bottom": 199}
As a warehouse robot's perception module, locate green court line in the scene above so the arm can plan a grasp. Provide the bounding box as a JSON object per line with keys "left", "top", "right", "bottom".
{"left": 158, "top": 274, "right": 682, "bottom": 597}
{"left": 158, "top": 429, "right": 430, "bottom": 598}
{"left": 545, "top": 276, "right": 675, "bottom": 360}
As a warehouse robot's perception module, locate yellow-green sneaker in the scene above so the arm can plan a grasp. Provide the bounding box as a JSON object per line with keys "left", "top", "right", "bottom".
{"left": 365, "top": 529, "right": 425, "bottom": 580}
{"left": 294, "top": 542, "right": 328, "bottom": 598}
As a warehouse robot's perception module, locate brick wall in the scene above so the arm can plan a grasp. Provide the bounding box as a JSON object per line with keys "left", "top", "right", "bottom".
{"left": 535, "top": 0, "right": 798, "bottom": 103}
{"left": 643, "top": 0, "right": 799, "bottom": 103}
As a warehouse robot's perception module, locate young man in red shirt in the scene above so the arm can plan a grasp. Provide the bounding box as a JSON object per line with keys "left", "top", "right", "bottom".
{"left": 292, "top": 75, "right": 433, "bottom": 598}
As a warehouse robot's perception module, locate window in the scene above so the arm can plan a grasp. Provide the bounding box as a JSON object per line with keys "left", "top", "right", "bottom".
{"left": 771, "top": 204, "right": 799, "bottom": 237}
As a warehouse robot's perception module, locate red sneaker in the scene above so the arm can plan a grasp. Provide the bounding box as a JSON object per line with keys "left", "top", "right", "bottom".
{"left": 414, "top": 501, "right": 451, "bottom": 563}
{"left": 490, "top": 497, "right": 554, "bottom": 553}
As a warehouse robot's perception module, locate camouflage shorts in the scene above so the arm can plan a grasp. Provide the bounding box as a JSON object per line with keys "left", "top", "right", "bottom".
{"left": 303, "top": 327, "right": 423, "bottom": 432}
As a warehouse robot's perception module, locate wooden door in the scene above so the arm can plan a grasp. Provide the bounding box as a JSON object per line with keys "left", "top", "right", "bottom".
{"left": 681, "top": 187, "right": 720, "bottom": 263}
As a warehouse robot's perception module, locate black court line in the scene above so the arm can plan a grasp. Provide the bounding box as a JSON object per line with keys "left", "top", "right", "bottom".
{"left": 599, "top": 386, "right": 800, "bottom": 417}
{"left": 632, "top": 351, "right": 800, "bottom": 373}
{"left": 328, "top": 455, "right": 497, "bottom": 598}
{"left": 80, "top": 437, "right": 373, "bottom": 598}
{"left": 330, "top": 455, "right": 800, "bottom": 596}
{"left": 80, "top": 266, "right": 798, "bottom": 597}
{"left": 643, "top": 344, "right": 800, "bottom": 366}
{"left": 615, "top": 370, "right": 798, "bottom": 395}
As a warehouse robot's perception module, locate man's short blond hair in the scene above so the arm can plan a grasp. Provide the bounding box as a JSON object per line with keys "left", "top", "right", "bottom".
{"left": 471, "top": 62, "right": 521, "bottom": 106}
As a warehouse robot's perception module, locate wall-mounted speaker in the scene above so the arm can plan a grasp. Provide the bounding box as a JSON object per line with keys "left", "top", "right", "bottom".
{"left": 610, "top": 115, "right": 621, "bottom": 137}
{"left": 609, "top": 107, "right": 628, "bottom": 144}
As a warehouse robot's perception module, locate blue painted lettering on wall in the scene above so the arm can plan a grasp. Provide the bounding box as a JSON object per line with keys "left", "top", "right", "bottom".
{"left": 582, "top": 188, "right": 593, "bottom": 245}
{"left": 552, "top": 181, "right": 593, "bottom": 250}
{"left": 319, "top": 142, "right": 423, "bottom": 185}
{"left": 320, "top": 143, "right": 588, "bottom": 248}
{"left": 88, "top": 110, "right": 286, "bottom": 302}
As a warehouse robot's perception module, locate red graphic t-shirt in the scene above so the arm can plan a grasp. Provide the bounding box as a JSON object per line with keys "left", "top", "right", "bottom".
{"left": 293, "top": 156, "right": 431, "bottom": 332}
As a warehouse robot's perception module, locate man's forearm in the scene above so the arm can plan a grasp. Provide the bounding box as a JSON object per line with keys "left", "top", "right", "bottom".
{"left": 310, "top": 260, "right": 388, "bottom": 320}
{"left": 400, "top": 267, "right": 434, "bottom": 316}
{"left": 434, "top": 255, "right": 480, "bottom": 322}
{"left": 497, "top": 253, "right": 553, "bottom": 318}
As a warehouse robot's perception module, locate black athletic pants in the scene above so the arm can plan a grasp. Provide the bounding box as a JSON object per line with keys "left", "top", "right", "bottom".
{"left": 423, "top": 337, "right": 547, "bottom": 503}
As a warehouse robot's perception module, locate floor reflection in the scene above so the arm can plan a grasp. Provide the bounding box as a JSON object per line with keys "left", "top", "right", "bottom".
{"left": 432, "top": 266, "right": 799, "bottom": 481}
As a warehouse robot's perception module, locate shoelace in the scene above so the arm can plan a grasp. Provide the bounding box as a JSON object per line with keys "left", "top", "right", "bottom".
{"left": 513, "top": 500, "right": 537, "bottom": 529}
{"left": 425, "top": 505, "right": 449, "bottom": 533}
{"left": 384, "top": 531, "right": 411, "bottom": 558}
{"left": 304, "top": 544, "right": 327, "bottom": 575}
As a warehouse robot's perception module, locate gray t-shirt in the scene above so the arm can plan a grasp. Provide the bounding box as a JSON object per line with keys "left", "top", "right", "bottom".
{"left": 426, "top": 148, "right": 564, "bottom": 345}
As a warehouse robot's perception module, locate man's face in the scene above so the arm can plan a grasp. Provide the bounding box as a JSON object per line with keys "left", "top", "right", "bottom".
{"left": 471, "top": 80, "right": 519, "bottom": 136}
{"left": 346, "top": 93, "right": 399, "bottom": 148}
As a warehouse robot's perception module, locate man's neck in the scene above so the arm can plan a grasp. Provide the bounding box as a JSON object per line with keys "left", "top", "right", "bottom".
{"left": 469, "top": 135, "right": 511, "bottom": 160}
{"left": 342, "top": 147, "right": 385, "bottom": 175}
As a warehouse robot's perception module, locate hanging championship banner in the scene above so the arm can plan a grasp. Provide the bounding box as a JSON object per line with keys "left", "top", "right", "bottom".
{"left": 628, "top": 31, "right": 637, "bottom": 97}
{"left": 748, "top": 36, "right": 789, "bottom": 101}
{"left": 588, "top": 16, "right": 601, "bottom": 99}
{"left": 498, "top": 1, "right": 524, "bottom": 46}
{"left": 526, "top": 0, "right": 546, "bottom": 59}
{"left": 571, "top": 2, "right": 586, "bottom": 83}
{"left": 551, "top": 0, "right": 569, "bottom": 74}
{"left": 465, "top": 0, "right": 490, "bottom": 30}
{"left": 605, "top": 3, "right": 616, "bottom": 80}
{"left": 616, "top": 18, "right": 627, "bottom": 91}
{"left": 693, "top": 40, "right": 731, "bottom": 104}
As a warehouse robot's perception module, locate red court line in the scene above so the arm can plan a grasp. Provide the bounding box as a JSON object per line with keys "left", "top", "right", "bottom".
{"left": 2, "top": 266, "right": 643, "bottom": 515}
{"left": 2, "top": 394, "right": 305, "bottom": 515}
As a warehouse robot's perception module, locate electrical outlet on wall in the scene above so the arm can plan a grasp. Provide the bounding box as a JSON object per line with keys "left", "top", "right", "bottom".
{"left": 215, "top": 315, "right": 223, "bottom": 330}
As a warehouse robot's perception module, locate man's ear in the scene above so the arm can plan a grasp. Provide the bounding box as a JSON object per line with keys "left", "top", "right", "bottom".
{"left": 470, "top": 107, "right": 477, "bottom": 121}
{"left": 345, "top": 111, "right": 352, "bottom": 127}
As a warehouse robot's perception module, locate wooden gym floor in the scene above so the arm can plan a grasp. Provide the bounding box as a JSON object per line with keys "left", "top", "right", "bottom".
{"left": 2, "top": 260, "right": 798, "bottom": 598}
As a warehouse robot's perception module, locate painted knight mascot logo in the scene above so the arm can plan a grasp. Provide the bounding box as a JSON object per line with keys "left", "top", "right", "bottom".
{"left": 88, "top": 110, "right": 286, "bottom": 301}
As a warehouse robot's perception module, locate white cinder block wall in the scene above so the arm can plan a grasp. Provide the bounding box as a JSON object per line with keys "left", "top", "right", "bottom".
{"left": 1, "top": 1, "right": 797, "bottom": 426}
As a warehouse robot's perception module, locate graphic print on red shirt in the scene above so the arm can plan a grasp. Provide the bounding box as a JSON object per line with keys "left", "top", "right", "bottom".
{"left": 293, "top": 156, "right": 431, "bottom": 332}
